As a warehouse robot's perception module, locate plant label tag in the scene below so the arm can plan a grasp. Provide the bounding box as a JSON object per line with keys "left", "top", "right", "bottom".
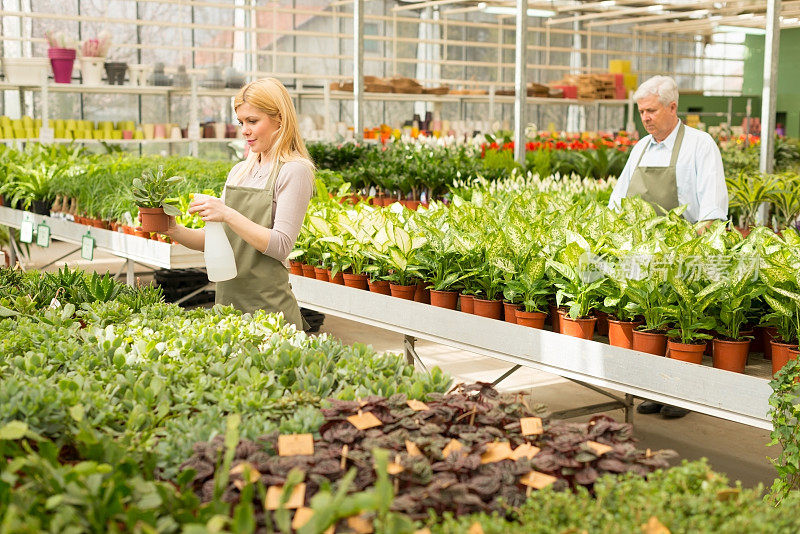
{"left": 520, "top": 417, "right": 543, "bottom": 436}
{"left": 265, "top": 483, "right": 306, "bottom": 510}
{"left": 39, "top": 127, "right": 55, "bottom": 144}
{"left": 480, "top": 442, "right": 513, "bottom": 464}
{"left": 291, "top": 507, "right": 314, "bottom": 530}
{"left": 442, "top": 439, "right": 464, "bottom": 458}
{"left": 347, "top": 412, "right": 382, "bottom": 430}
{"left": 278, "top": 433, "right": 314, "bottom": 456}
{"left": 511, "top": 443, "right": 541, "bottom": 461}
{"left": 406, "top": 399, "right": 430, "bottom": 411}
{"left": 19, "top": 220, "right": 34, "bottom": 244}
{"left": 468, "top": 523, "right": 485, "bottom": 534}
{"left": 386, "top": 462, "right": 404, "bottom": 475}
{"left": 346, "top": 515, "right": 374, "bottom": 534}
{"left": 386, "top": 454, "right": 404, "bottom": 475}
{"left": 81, "top": 233, "right": 95, "bottom": 261}
{"left": 405, "top": 440, "right": 422, "bottom": 457}
{"left": 229, "top": 461, "right": 261, "bottom": 483}
{"left": 36, "top": 223, "right": 51, "bottom": 248}
{"left": 520, "top": 470, "right": 557, "bottom": 489}
{"left": 641, "top": 516, "right": 670, "bottom": 534}
{"left": 716, "top": 488, "right": 740, "bottom": 502}
{"left": 586, "top": 440, "right": 613, "bottom": 456}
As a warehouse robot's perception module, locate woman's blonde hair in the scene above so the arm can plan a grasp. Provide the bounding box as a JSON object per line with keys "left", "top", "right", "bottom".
{"left": 231, "top": 77, "right": 314, "bottom": 184}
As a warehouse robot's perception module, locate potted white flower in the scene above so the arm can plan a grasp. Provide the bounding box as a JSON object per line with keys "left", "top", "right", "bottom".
{"left": 79, "top": 31, "right": 111, "bottom": 85}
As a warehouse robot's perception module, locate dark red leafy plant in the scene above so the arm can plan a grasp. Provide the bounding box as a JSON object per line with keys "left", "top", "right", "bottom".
{"left": 180, "top": 384, "right": 676, "bottom": 524}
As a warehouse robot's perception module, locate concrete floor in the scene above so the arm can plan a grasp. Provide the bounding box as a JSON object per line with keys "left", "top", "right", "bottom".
{"left": 14, "top": 239, "right": 778, "bottom": 489}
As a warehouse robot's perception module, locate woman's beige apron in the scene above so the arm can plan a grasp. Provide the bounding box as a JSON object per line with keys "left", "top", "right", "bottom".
{"left": 625, "top": 123, "right": 685, "bottom": 213}
{"left": 215, "top": 161, "right": 305, "bottom": 330}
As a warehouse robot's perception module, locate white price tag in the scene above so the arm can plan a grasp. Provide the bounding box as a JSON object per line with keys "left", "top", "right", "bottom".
{"left": 81, "top": 233, "right": 95, "bottom": 261}
{"left": 20, "top": 220, "right": 34, "bottom": 243}
{"left": 36, "top": 223, "right": 51, "bottom": 248}
{"left": 39, "top": 127, "right": 55, "bottom": 144}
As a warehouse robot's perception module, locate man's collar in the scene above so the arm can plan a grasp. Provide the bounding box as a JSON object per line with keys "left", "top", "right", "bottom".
{"left": 650, "top": 120, "right": 681, "bottom": 149}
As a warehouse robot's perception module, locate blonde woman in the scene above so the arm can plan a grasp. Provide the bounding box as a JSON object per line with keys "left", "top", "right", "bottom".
{"left": 165, "top": 77, "right": 314, "bottom": 329}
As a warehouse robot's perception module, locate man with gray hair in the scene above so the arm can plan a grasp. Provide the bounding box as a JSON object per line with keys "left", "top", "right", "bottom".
{"left": 609, "top": 75, "right": 728, "bottom": 224}
{"left": 608, "top": 75, "right": 729, "bottom": 419}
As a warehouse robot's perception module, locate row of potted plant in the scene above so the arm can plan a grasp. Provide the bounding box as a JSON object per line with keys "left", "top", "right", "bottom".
{"left": 291, "top": 183, "right": 800, "bottom": 376}
{"left": 0, "top": 144, "right": 228, "bottom": 233}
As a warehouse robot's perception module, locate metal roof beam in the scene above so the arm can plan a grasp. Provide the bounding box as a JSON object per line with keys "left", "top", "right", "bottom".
{"left": 547, "top": 4, "right": 667, "bottom": 26}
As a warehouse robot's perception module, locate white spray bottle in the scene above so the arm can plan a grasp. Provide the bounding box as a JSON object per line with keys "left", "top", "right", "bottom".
{"left": 193, "top": 193, "right": 237, "bottom": 282}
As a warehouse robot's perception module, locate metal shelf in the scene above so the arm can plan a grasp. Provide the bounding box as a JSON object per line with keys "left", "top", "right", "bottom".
{"left": 0, "top": 81, "right": 630, "bottom": 106}
{"left": 289, "top": 275, "right": 773, "bottom": 430}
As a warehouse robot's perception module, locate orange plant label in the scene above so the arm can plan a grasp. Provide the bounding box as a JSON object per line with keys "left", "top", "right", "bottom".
{"left": 586, "top": 440, "right": 613, "bottom": 456}
{"left": 511, "top": 443, "right": 541, "bottom": 461}
{"left": 407, "top": 399, "right": 430, "bottom": 411}
{"left": 519, "top": 417, "right": 543, "bottom": 436}
{"left": 347, "top": 412, "right": 383, "bottom": 430}
{"left": 278, "top": 433, "right": 314, "bottom": 456}
{"left": 347, "top": 515, "right": 374, "bottom": 533}
{"left": 641, "top": 516, "right": 671, "bottom": 534}
{"left": 406, "top": 440, "right": 423, "bottom": 456}
{"left": 291, "top": 507, "right": 314, "bottom": 529}
{"left": 229, "top": 462, "right": 261, "bottom": 483}
{"left": 265, "top": 483, "right": 306, "bottom": 510}
{"left": 520, "top": 471, "right": 557, "bottom": 489}
{"left": 442, "top": 439, "right": 464, "bottom": 458}
{"left": 480, "top": 442, "right": 513, "bottom": 464}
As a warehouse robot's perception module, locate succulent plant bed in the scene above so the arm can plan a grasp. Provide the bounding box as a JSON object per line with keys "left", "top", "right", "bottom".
{"left": 180, "top": 384, "right": 674, "bottom": 530}
{"left": 0, "top": 268, "right": 450, "bottom": 477}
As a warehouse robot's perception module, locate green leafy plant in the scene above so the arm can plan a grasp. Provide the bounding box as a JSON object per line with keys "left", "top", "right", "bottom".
{"left": 547, "top": 232, "right": 605, "bottom": 319}
{"left": 0, "top": 161, "right": 66, "bottom": 210}
{"left": 663, "top": 274, "right": 721, "bottom": 344}
{"left": 726, "top": 171, "right": 779, "bottom": 229}
{"left": 768, "top": 357, "right": 800, "bottom": 502}
{"left": 712, "top": 259, "right": 762, "bottom": 340}
{"left": 367, "top": 212, "right": 425, "bottom": 285}
{"left": 768, "top": 172, "right": 800, "bottom": 231}
{"left": 131, "top": 166, "right": 183, "bottom": 216}
{"left": 504, "top": 257, "right": 551, "bottom": 313}
{"left": 601, "top": 277, "right": 638, "bottom": 322}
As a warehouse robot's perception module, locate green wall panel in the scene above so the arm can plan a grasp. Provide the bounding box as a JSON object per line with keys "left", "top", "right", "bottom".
{"left": 742, "top": 28, "right": 800, "bottom": 137}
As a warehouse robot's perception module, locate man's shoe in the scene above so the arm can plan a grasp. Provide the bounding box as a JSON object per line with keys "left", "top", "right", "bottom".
{"left": 660, "top": 405, "right": 690, "bottom": 419}
{"left": 636, "top": 401, "right": 664, "bottom": 414}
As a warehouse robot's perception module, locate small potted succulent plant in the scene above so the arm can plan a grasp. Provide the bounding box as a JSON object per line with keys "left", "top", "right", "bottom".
{"left": 131, "top": 166, "right": 183, "bottom": 233}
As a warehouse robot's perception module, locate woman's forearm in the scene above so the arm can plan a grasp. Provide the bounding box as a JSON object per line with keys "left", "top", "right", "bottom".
{"left": 166, "top": 226, "right": 206, "bottom": 251}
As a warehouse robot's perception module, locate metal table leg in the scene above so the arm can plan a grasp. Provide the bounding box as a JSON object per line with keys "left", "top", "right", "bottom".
{"left": 491, "top": 364, "right": 522, "bottom": 387}
{"left": 126, "top": 259, "right": 135, "bottom": 286}
{"left": 403, "top": 335, "right": 428, "bottom": 373}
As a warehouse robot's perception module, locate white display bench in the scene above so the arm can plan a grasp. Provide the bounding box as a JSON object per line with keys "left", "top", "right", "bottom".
{"left": 289, "top": 275, "right": 773, "bottom": 430}
{"left": 0, "top": 206, "right": 204, "bottom": 284}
